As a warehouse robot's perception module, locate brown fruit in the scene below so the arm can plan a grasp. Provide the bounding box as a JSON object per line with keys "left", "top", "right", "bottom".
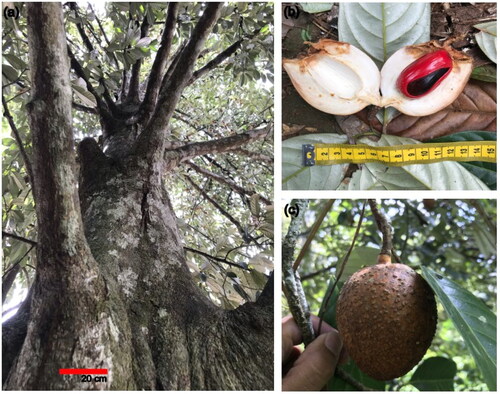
{"left": 336, "top": 263, "right": 437, "bottom": 380}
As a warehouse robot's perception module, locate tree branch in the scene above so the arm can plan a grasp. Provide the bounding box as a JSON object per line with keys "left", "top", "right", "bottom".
{"left": 2, "top": 96, "right": 35, "bottom": 191}
{"left": 300, "top": 263, "right": 337, "bottom": 281}
{"left": 187, "top": 28, "right": 261, "bottom": 86}
{"left": 72, "top": 102, "right": 98, "bottom": 114}
{"left": 140, "top": 3, "right": 179, "bottom": 121}
{"left": 368, "top": 199, "right": 393, "bottom": 257}
{"left": 126, "top": 16, "right": 150, "bottom": 104}
{"left": 67, "top": 48, "right": 109, "bottom": 117}
{"left": 186, "top": 161, "right": 271, "bottom": 205}
{"left": 282, "top": 199, "right": 315, "bottom": 346}
{"left": 230, "top": 147, "right": 273, "bottom": 165}
{"left": 165, "top": 125, "right": 271, "bottom": 171}
{"left": 68, "top": 3, "right": 94, "bottom": 52}
{"left": 2, "top": 265, "right": 20, "bottom": 304}
{"left": 184, "top": 175, "right": 253, "bottom": 243}
{"left": 184, "top": 246, "right": 251, "bottom": 271}
{"left": 26, "top": 2, "right": 98, "bottom": 269}
{"left": 88, "top": 3, "right": 120, "bottom": 69}
{"left": 2, "top": 231, "right": 37, "bottom": 246}
{"left": 136, "top": 3, "right": 223, "bottom": 159}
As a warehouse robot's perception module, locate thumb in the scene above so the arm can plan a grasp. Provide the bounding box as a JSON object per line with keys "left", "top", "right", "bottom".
{"left": 283, "top": 331, "right": 343, "bottom": 391}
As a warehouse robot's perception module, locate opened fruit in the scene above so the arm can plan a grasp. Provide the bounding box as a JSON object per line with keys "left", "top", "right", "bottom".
{"left": 283, "top": 40, "right": 381, "bottom": 115}
{"left": 284, "top": 39, "right": 472, "bottom": 117}
{"left": 336, "top": 262, "right": 437, "bottom": 380}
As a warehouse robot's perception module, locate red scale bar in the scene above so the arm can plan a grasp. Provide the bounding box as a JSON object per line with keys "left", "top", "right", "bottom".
{"left": 59, "top": 368, "right": 108, "bottom": 375}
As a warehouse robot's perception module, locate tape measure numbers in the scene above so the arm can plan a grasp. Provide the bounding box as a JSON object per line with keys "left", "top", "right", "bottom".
{"left": 302, "top": 141, "right": 496, "bottom": 167}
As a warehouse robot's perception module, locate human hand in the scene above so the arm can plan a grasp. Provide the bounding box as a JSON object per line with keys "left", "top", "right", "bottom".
{"left": 282, "top": 315, "right": 347, "bottom": 391}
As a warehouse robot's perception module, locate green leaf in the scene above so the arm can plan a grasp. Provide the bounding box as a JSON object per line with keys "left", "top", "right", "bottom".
{"left": 136, "top": 37, "right": 152, "bottom": 48}
{"left": 339, "top": 3, "right": 430, "bottom": 67}
{"left": 459, "top": 162, "right": 496, "bottom": 190}
{"left": 421, "top": 267, "right": 497, "bottom": 391}
{"left": 282, "top": 133, "right": 348, "bottom": 190}
{"left": 428, "top": 130, "right": 496, "bottom": 143}
{"left": 356, "top": 135, "right": 489, "bottom": 190}
{"left": 330, "top": 359, "right": 386, "bottom": 391}
{"left": 472, "top": 64, "right": 497, "bottom": 82}
{"left": 299, "top": 3, "right": 332, "bottom": 13}
{"left": 410, "top": 357, "right": 457, "bottom": 391}
{"left": 474, "top": 22, "right": 497, "bottom": 64}
{"left": 4, "top": 53, "right": 27, "bottom": 70}
{"left": 337, "top": 246, "right": 380, "bottom": 283}
{"left": 257, "top": 222, "right": 274, "bottom": 240}
{"left": 71, "top": 83, "right": 97, "bottom": 107}
{"left": 427, "top": 132, "right": 496, "bottom": 189}
{"left": 471, "top": 222, "right": 497, "bottom": 258}
{"left": 2, "top": 64, "right": 19, "bottom": 81}
{"left": 249, "top": 193, "right": 260, "bottom": 216}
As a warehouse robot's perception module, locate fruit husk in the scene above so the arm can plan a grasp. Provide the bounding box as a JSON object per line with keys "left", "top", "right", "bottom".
{"left": 336, "top": 263, "right": 437, "bottom": 380}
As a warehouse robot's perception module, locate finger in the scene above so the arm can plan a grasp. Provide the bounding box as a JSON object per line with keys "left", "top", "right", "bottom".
{"left": 282, "top": 315, "right": 335, "bottom": 349}
{"left": 282, "top": 316, "right": 303, "bottom": 360}
{"left": 283, "top": 331, "right": 343, "bottom": 391}
{"left": 282, "top": 346, "right": 301, "bottom": 376}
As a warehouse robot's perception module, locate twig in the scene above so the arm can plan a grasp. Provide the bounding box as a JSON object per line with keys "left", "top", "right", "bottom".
{"left": 282, "top": 199, "right": 315, "bottom": 346}
{"left": 300, "top": 262, "right": 337, "bottom": 281}
{"left": 2, "top": 96, "right": 35, "bottom": 193}
{"left": 293, "top": 200, "right": 334, "bottom": 270}
{"left": 186, "top": 161, "right": 271, "bottom": 205}
{"left": 184, "top": 246, "right": 251, "bottom": 271}
{"left": 140, "top": 3, "right": 179, "bottom": 121}
{"left": 368, "top": 199, "right": 392, "bottom": 257}
{"left": 184, "top": 175, "right": 255, "bottom": 243}
{"left": 336, "top": 369, "right": 377, "bottom": 391}
{"left": 318, "top": 201, "right": 367, "bottom": 334}
{"left": 2, "top": 231, "right": 37, "bottom": 246}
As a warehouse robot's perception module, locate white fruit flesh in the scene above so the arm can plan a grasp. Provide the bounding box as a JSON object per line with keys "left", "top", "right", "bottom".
{"left": 284, "top": 40, "right": 381, "bottom": 115}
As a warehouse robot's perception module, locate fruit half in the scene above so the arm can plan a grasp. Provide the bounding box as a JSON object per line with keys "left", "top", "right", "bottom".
{"left": 283, "top": 39, "right": 382, "bottom": 115}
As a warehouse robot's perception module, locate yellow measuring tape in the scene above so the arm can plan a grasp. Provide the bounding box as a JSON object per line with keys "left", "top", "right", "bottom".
{"left": 303, "top": 141, "right": 496, "bottom": 167}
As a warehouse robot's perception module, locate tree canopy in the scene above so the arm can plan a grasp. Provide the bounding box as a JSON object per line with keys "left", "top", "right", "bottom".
{"left": 2, "top": 2, "right": 274, "bottom": 316}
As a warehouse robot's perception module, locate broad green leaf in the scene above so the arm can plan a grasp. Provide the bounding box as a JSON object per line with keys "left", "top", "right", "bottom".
{"left": 429, "top": 130, "right": 496, "bottom": 143}
{"left": 282, "top": 134, "right": 348, "bottom": 190}
{"left": 136, "top": 37, "right": 152, "bottom": 48}
{"left": 471, "top": 64, "right": 497, "bottom": 82}
{"left": 4, "top": 54, "right": 27, "bottom": 70}
{"left": 71, "top": 83, "right": 97, "bottom": 107}
{"left": 471, "top": 222, "right": 496, "bottom": 258}
{"left": 299, "top": 3, "right": 332, "bottom": 13}
{"left": 337, "top": 246, "right": 380, "bottom": 283}
{"left": 339, "top": 3, "right": 430, "bottom": 67}
{"left": 427, "top": 132, "right": 496, "bottom": 189}
{"left": 358, "top": 135, "right": 489, "bottom": 190}
{"left": 318, "top": 277, "right": 340, "bottom": 328}
{"left": 474, "top": 21, "right": 497, "bottom": 64}
{"left": 459, "top": 162, "right": 496, "bottom": 190}
{"left": 421, "top": 267, "right": 496, "bottom": 391}
{"left": 330, "top": 359, "right": 386, "bottom": 391}
{"left": 248, "top": 253, "right": 273, "bottom": 273}
{"left": 343, "top": 168, "right": 385, "bottom": 190}
{"left": 249, "top": 193, "right": 260, "bottom": 216}
{"left": 410, "top": 356, "right": 457, "bottom": 391}
{"left": 257, "top": 222, "right": 274, "bottom": 240}
{"left": 2, "top": 64, "right": 19, "bottom": 81}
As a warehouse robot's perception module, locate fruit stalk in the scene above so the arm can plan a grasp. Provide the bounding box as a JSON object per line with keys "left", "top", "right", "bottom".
{"left": 368, "top": 199, "right": 393, "bottom": 259}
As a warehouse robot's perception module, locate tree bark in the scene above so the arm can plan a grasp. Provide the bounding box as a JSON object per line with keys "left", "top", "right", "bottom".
{"left": 3, "top": 3, "right": 273, "bottom": 390}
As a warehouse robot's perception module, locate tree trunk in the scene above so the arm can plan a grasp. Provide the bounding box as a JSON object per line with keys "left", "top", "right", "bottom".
{"left": 2, "top": 3, "right": 273, "bottom": 390}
